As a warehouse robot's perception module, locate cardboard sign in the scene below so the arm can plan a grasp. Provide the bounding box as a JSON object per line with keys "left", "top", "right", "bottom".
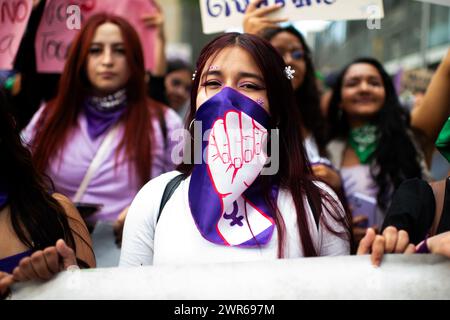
{"left": 199, "top": 0, "right": 384, "bottom": 34}
{"left": 0, "top": 0, "right": 33, "bottom": 70}
{"left": 35, "top": 0, "right": 157, "bottom": 73}
{"left": 415, "top": 0, "right": 450, "bottom": 7}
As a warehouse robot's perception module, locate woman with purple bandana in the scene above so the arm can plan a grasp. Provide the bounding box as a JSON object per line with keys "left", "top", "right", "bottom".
{"left": 119, "top": 33, "right": 353, "bottom": 267}
{"left": 22, "top": 14, "right": 182, "bottom": 266}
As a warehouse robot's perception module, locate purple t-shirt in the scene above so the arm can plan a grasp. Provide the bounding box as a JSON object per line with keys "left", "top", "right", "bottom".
{"left": 22, "top": 105, "right": 183, "bottom": 222}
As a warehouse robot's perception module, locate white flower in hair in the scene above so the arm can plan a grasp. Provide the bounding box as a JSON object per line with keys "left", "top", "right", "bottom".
{"left": 284, "top": 66, "right": 295, "bottom": 80}
{"left": 192, "top": 70, "right": 197, "bottom": 81}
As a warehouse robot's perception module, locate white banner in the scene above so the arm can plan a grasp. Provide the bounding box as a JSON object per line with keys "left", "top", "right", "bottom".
{"left": 415, "top": 0, "right": 450, "bottom": 7}
{"left": 9, "top": 254, "right": 450, "bottom": 299}
{"left": 199, "top": 0, "right": 384, "bottom": 34}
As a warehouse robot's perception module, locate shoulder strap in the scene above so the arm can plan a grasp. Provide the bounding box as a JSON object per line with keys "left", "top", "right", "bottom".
{"left": 157, "top": 107, "right": 168, "bottom": 149}
{"left": 157, "top": 174, "right": 186, "bottom": 223}
{"left": 73, "top": 125, "right": 120, "bottom": 203}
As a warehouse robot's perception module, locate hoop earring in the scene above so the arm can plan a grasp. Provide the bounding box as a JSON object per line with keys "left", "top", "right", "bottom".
{"left": 188, "top": 118, "right": 196, "bottom": 132}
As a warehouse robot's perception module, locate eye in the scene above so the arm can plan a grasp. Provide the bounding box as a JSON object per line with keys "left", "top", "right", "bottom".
{"left": 89, "top": 47, "right": 102, "bottom": 54}
{"left": 202, "top": 80, "right": 222, "bottom": 89}
{"left": 369, "top": 79, "right": 382, "bottom": 87}
{"left": 240, "top": 82, "right": 263, "bottom": 90}
{"left": 344, "top": 80, "right": 359, "bottom": 87}
{"left": 291, "top": 49, "right": 305, "bottom": 60}
{"left": 114, "top": 47, "right": 126, "bottom": 54}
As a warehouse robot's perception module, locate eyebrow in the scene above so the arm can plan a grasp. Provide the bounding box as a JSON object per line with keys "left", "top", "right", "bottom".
{"left": 344, "top": 75, "right": 381, "bottom": 81}
{"left": 203, "top": 70, "right": 264, "bottom": 82}
{"left": 90, "top": 42, "right": 125, "bottom": 46}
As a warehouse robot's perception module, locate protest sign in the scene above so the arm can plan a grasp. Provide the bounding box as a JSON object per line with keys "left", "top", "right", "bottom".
{"left": 415, "top": 0, "right": 450, "bottom": 7}
{"left": 400, "top": 68, "right": 434, "bottom": 94}
{"left": 199, "top": 0, "right": 384, "bottom": 34}
{"left": 35, "top": 0, "right": 157, "bottom": 73}
{"left": 10, "top": 255, "right": 450, "bottom": 299}
{"left": 0, "top": 0, "right": 33, "bottom": 70}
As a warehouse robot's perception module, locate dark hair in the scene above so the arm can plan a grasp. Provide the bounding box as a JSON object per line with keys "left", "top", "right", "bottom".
{"left": 0, "top": 89, "right": 75, "bottom": 251}
{"left": 327, "top": 57, "right": 423, "bottom": 210}
{"left": 263, "top": 26, "right": 327, "bottom": 155}
{"left": 31, "top": 13, "right": 162, "bottom": 187}
{"left": 167, "top": 58, "right": 193, "bottom": 75}
{"left": 178, "top": 33, "right": 352, "bottom": 257}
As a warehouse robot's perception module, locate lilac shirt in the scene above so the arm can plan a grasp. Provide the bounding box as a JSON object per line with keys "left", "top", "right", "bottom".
{"left": 22, "top": 106, "right": 183, "bottom": 222}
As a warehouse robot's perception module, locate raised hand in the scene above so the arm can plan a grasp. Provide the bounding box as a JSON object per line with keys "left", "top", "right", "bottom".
{"left": 243, "top": 0, "right": 287, "bottom": 36}
{"left": 207, "top": 110, "right": 272, "bottom": 245}
{"left": 207, "top": 110, "right": 267, "bottom": 206}
{"left": 141, "top": 0, "right": 164, "bottom": 31}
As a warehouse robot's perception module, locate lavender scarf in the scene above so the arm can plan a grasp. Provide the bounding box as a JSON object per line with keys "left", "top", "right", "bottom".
{"left": 83, "top": 89, "right": 127, "bottom": 140}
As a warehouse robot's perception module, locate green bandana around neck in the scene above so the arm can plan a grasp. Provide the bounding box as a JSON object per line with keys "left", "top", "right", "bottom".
{"left": 436, "top": 117, "right": 450, "bottom": 163}
{"left": 348, "top": 124, "right": 378, "bottom": 164}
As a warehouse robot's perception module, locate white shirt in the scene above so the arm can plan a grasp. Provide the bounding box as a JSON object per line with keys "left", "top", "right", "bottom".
{"left": 119, "top": 171, "right": 350, "bottom": 267}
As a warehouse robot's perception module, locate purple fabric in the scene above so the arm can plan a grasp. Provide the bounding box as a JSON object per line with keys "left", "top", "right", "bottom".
{"left": 0, "top": 250, "right": 32, "bottom": 274}
{"left": 83, "top": 97, "right": 127, "bottom": 140}
{"left": 416, "top": 237, "right": 430, "bottom": 254}
{"left": 0, "top": 180, "right": 7, "bottom": 209}
{"left": 188, "top": 87, "right": 278, "bottom": 248}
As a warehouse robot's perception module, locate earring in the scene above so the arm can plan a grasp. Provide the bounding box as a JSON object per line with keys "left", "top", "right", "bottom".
{"left": 188, "top": 118, "right": 196, "bottom": 132}
{"left": 284, "top": 66, "right": 295, "bottom": 80}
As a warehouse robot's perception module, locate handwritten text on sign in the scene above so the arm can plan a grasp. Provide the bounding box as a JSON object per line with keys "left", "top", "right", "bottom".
{"left": 199, "top": 0, "right": 384, "bottom": 34}
{"left": 415, "top": 0, "right": 450, "bottom": 7}
{"left": 35, "top": 0, "right": 157, "bottom": 73}
{"left": 0, "top": 0, "right": 33, "bottom": 70}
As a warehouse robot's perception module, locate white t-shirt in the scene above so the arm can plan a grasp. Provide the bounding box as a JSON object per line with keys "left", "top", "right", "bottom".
{"left": 119, "top": 171, "right": 350, "bottom": 267}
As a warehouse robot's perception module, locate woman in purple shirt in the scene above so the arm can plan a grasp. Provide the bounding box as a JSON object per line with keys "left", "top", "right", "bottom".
{"left": 22, "top": 14, "right": 182, "bottom": 240}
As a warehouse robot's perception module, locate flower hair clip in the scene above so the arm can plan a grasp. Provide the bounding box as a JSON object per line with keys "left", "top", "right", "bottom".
{"left": 192, "top": 70, "right": 197, "bottom": 81}
{"left": 284, "top": 66, "right": 295, "bottom": 80}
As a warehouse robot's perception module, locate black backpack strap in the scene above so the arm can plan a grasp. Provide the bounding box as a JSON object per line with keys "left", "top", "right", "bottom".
{"left": 157, "top": 174, "right": 186, "bottom": 223}
{"left": 307, "top": 193, "right": 321, "bottom": 230}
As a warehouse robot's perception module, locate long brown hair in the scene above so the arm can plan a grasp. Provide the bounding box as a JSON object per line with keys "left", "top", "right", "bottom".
{"left": 179, "top": 33, "right": 353, "bottom": 257}
{"left": 0, "top": 89, "right": 76, "bottom": 253}
{"left": 32, "top": 13, "right": 161, "bottom": 187}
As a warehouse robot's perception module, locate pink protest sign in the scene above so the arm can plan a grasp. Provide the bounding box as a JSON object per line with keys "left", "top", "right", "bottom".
{"left": 35, "top": 0, "right": 156, "bottom": 73}
{"left": 0, "top": 0, "right": 33, "bottom": 70}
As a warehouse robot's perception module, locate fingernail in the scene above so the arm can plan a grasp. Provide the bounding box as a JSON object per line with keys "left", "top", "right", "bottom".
{"left": 66, "top": 265, "right": 80, "bottom": 272}
{"left": 245, "top": 150, "right": 252, "bottom": 162}
{"left": 234, "top": 158, "right": 242, "bottom": 168}
{"left": 223, "top": 153, "right": 229, "bottom": 163}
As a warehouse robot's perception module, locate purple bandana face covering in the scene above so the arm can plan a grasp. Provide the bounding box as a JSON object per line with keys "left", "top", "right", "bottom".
{"left": 83, "top": 89, "right": 127, "bottom": 140}
{"left": 189, "top": 87, "right": 278, "bottom": 247}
